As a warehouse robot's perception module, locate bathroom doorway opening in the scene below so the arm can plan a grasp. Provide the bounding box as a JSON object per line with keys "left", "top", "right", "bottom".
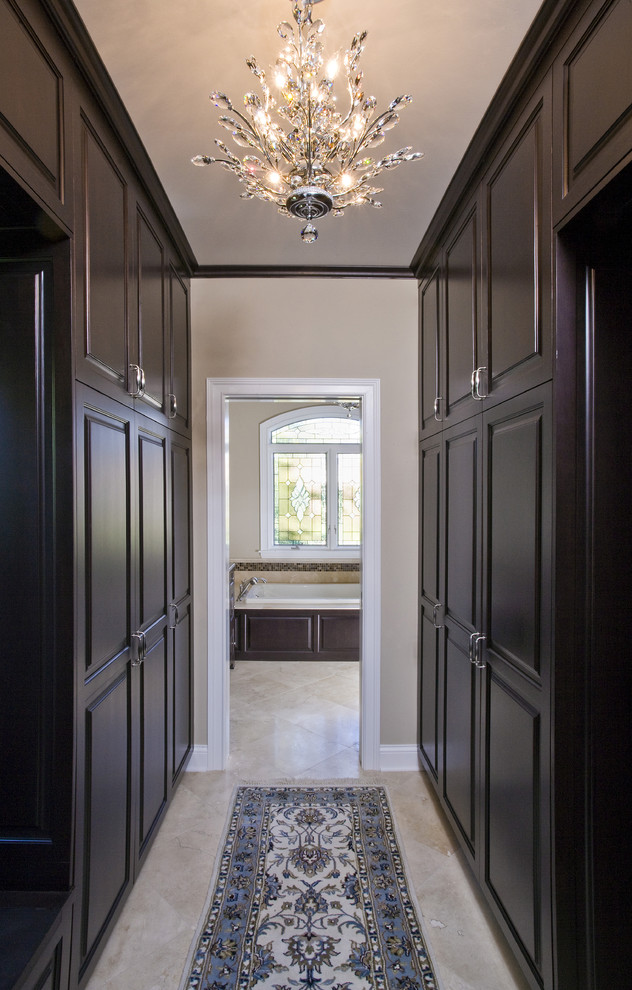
{"left": 206, "top": 379, "right": 381, "bottom": 770}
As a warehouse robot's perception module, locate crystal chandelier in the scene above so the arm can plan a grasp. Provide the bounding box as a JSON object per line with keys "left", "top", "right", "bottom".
{"left": 192, "top": 0, "right": 423, "bottom": 243}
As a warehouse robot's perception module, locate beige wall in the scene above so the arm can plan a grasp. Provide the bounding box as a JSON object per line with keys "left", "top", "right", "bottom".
{"left": 191, "top": 277, "right": 419, "bottom": 747}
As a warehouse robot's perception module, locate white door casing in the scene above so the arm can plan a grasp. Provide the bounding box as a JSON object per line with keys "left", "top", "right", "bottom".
{"left": 205, "top": 378, "right": 381, "bottom": 770}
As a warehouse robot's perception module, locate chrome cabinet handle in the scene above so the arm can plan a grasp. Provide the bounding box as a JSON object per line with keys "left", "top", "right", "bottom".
{"left": 168, "top": 393, "right": 177, "bottom": 418}
{"left": 468, "top": 632, "right": 486, "bottom": 668}
{"left": 474, "top": 633, "right": 486, "bottom": 669}
{"left": 131, "top": 631, "right": 144, "bottom": 667}
{"left": 433, "top": 603, "right": 444, "bottom": 629}
{"left": 471, "top": 366, "right": 488, "bottom": 400}
{"left": 168, "top": 602, "right": 179, "bottom": 629}
{"left": 433, "top": 396, "right": 442, "bottom": 421}
{"left": 128, "top": 364, "right": 146, "bottom": 397}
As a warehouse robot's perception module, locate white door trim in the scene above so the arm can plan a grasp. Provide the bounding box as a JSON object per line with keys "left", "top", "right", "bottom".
{"left": 205, "top": 378, "right": 381, "bottom": 770}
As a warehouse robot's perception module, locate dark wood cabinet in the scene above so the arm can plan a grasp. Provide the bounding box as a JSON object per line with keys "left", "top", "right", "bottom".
{"left": 481, "top": 86, "right": 553, "bottom": 407}
{"left": 419, "top": 388, "right": 553, "bottom": 989}
{"left": 553, "top": 0, "right": 632, "bottom": 223}
{"left": 0, "top": 3, "right": 193, "bottom": 989}
{"left": 415, "top": 3, "right": 632, "bottom": 988}
{"left": 418, "top": 266, "right": 441, "bottom": 437}
{"left": 170, "top": 434, "right": 193, "bottom": 781}
{"left": 442, "top": 195, "right": 482, "bottom": 428}
{"left": 74, "top": 390, "right": 191, "bottom": 979}
{"left": 74, "top": 109, "right": 190, "bottom": 434}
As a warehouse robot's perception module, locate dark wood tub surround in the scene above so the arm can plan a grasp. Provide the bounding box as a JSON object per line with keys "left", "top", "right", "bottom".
{"left": 415, "top": 2, "right": 632, "bottom": 989}
{"left": 235, "top": 609, "right": 360, "bottom": 661}
{"left": 1, "top": 1, "right": 193, "bottom": 987}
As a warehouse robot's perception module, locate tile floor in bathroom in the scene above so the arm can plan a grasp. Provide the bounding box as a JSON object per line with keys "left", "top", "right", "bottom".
{"left": 85, "top": 660, "right": 530, "bottom": 990}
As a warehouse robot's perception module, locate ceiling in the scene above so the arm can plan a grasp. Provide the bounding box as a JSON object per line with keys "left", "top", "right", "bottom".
{"left": 73, "top": 0, "right": 544, "bottom": 270}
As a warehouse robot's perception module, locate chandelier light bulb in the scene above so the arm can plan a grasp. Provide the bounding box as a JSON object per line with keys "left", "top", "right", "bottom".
{"left": 192, "top": 0, "right": 423, "bottom": 242}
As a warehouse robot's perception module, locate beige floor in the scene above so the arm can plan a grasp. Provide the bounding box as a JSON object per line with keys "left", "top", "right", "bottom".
{"left": 85, "top": 661, "right": 530, "bottom": 990}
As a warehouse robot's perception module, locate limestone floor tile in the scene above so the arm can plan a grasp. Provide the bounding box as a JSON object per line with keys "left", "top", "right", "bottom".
{"left": 228, "top": 721, "right": 350, "bottom": 777}
{"left": 85, "top": 662, "right": 531, "bottom": 990}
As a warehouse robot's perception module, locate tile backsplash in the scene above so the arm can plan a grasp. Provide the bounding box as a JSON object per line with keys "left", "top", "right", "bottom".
{"left": 231, "top": 560, "right": 360, "bottom": 586}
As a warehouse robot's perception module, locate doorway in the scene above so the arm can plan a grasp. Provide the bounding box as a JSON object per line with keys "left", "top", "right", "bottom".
{"left": 554, "top": 161, "right": 632, "bottom": 989}
{"left": 206, "top": 378, "right": 381, "bottom": 770}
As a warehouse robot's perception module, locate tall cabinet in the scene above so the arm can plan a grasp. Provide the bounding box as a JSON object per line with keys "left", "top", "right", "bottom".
{"left": 415, "top": 1, "right": 632, "bottom": 988}
{"left": 0, "top": 1, "right": 193, "bottom": 987}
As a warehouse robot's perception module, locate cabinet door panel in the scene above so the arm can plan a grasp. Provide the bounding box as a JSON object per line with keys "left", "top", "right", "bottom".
{"left": 0, "top": 1, "right": 62, "bottom": 199}
{"left": 170, "top": 437, "right": 191, "bottom": 605}
{"left": 481, "top": 384, "right": 552, "bottom": 988}
{"left": 135, "top": 208, "right": 166, "bottom": 416}
{"left": 483, "top": 88, "right": 552, "bottom": 404}
{"left": 419, "top": 602, "right": 440, "bottom": 780}
{"left": 82, "top": 671, "right": 131, "bottom": 962}
{"left": 81, "top": 403, "right": 131, "bottom": 679}
{"left": 444, "top": 203, "right": 479, "bottom": 425}
{"left": 485, "top": 671, "right": 541, "bottom": 969}
{"left": 420, "top": 437, "right": 441, "bottom": 606}
{"left": 484, "top": 389, "right": 552, "bottom": 681}
{"left": 169, "top": 266, "right": 190, "bottom": 434}
{"left": 138, "top": 632, "right": 168, "bottom": 856}
{"left": 443, "top": 625, "right": 478, "bottom": 856}
{"left": 444, "top": 421, "right": 480, "bottom": 631}
{"left": 172, "top": 603, "right": 192, "bottom": 781}
{"left": 554, "top": 0, "right": 632, "bottom": 221}
{"left": 419, "top": 269, "right": 441, "bottom": 435}
{"left": 137, "top": 427, "right": 167, "bottom": 630}
{"left": 81, "top": 120, "right": 128, "bottom": 389}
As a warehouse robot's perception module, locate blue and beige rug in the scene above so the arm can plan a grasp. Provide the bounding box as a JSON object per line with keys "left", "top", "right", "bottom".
{"left": 179, "top": 785, "right": 441, "bottom": 990}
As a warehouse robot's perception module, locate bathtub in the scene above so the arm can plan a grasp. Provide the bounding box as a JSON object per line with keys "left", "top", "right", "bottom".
{"left": 235, "top": 582, "right": 361, "bottom": 610}
{"left": 233, "top": 582, "right": 361, "bottom": 661}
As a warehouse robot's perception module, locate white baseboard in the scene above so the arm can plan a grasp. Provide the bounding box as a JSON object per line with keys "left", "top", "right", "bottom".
{"left": 379, "top": 744, "right": 421, "bottom": 772}
{"left": 185, "top": 745, "right": 209, "bottom": 772}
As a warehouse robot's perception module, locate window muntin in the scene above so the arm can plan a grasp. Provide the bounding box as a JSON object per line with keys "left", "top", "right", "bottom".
{"left": 261, "top": 407, "right": 362, "bottom": 557}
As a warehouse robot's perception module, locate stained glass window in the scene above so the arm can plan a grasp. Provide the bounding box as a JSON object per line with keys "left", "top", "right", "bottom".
{"left": 262, "top": 408, "right": 362, "bottom": 555}
{"left": 338, "top": 453, "right": 362, "bottom": 546}
{"left": 273, "top": 453, "right": 327, "bottom": 545}
{"left": 272, "top": 417, "right": 361, "bottom": 444}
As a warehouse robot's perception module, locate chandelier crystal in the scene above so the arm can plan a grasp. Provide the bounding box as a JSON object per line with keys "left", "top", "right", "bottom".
{"left": 192, "top": 0, "right": 423, "bottom": 242}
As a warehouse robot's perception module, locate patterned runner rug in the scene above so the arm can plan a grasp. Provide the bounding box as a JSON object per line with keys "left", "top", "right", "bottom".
{"left": 179, "top": 785, "right": 441, "bottom": 990}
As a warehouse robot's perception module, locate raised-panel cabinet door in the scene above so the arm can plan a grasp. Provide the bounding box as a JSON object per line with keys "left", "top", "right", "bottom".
{"left": 482, "top": 82, "right": 552, "bottom": 407}
{"left": 419, "top": 600, "right": 440, "bottom": 782}
{"left": 442, "top": 195, "right": 483, "bottom": 426}
{"left": 172, "top": 603, "right": 192, "bottom": 782}
{"left": 133, "top": 206, "right": 167, "bottom": 420}
{"left": 134, "top": 419, "right": 170, "bottom": 865}
{"left": 418, "top": 435, "right": 443, "bottom": 781}
{"left": 440, "top": 416, "right": 482, "bottom": 868}
{"left": 553, "top": 0, "right": 632, "bottom": 224}
{"left": 442, "top": 622, "right": 480, "bottom": 858}
{"left": 170, "top": 435, "right": 192, "bottom": 781}
{"left": 419, "top": 268, "right": 442, "bottom": 436}
{"left": 80, "top": 670, "right": 131, "bottom": 973}
{"left": 78, "top": 118, "right": 129, "bottom": 395}
{"left": 169, "top": 265, "right": 190, "bottom": 434}
{"left": 480, "top": 384, "right": 553, "bottom": 989}
{"left": 77, "top": 393, "right": 132, "bottom": 682}
{"left": 137, "top": 631, "right": 168, "bottom": 858}
{"left": 0, "top": 0, "right": 65, "bottom": 210}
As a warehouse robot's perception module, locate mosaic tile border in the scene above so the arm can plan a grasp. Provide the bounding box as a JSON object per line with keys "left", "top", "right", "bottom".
{"left": 230, "top": 560, "right": 360, "bottom": 572}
